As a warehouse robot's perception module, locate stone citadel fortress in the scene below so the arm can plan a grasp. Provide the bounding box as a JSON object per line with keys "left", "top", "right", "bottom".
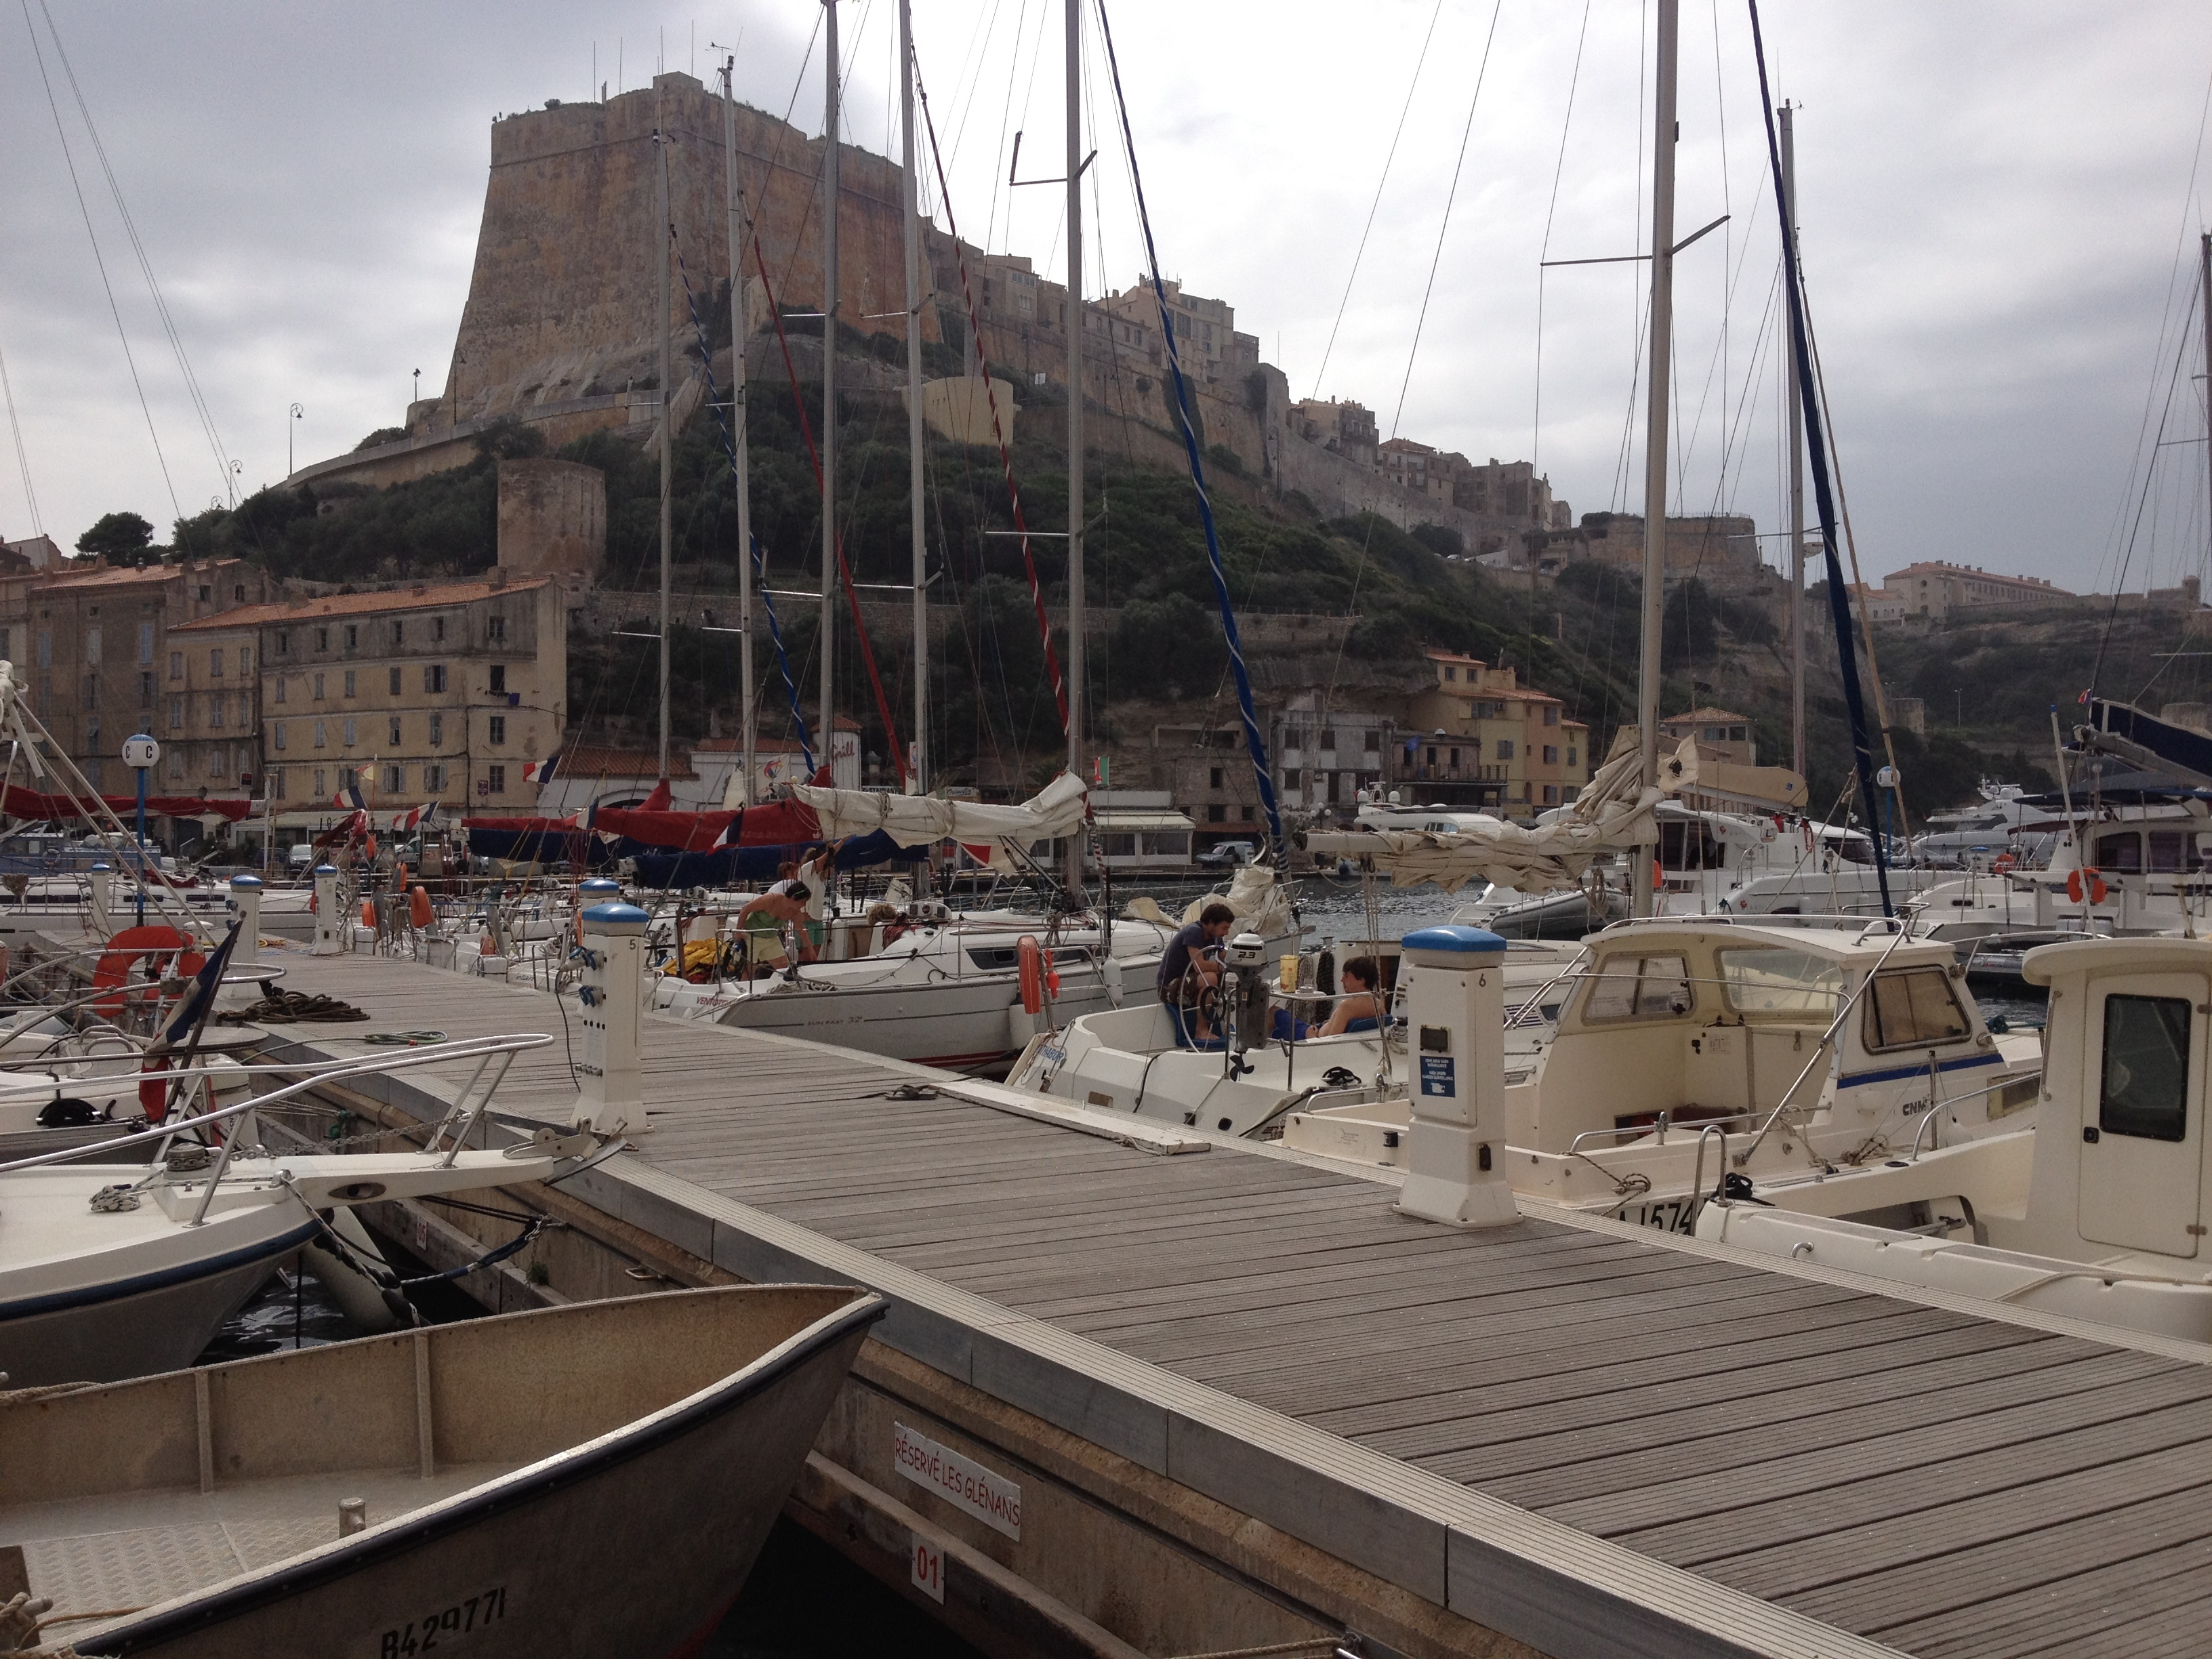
{"left": 289, "top": 69, "right": 1702, "bottom": 583}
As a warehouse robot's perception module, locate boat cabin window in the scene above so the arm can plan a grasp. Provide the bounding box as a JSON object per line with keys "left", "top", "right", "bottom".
{"left": 1716, "top": 947, "right": 1845, "bottom": 1017}
{"left": 1656, "top": 820, "right": 1725, "bottom": 871}
{"left": 966, "top": 946, "right": 1023, "bottom": 971}
{"left": 2146, "top": 830, "right": 2211, "bottom": 874}
{"left": 1583, "top": 954, "right": 1692, "bottom": 1022}
{"left": 2096, "top": 831, "right": 2144, "bottom": 874}
{"left": 1862, "top": 967, "right": 1973, "bottom": 1052}
{"left": 2100, "top": 994, "right": 2192, "bottom": 1143}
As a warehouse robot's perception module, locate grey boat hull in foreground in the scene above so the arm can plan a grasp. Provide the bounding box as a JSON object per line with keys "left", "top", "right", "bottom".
{"left": 3, "top": 1284, "right": 882, "bottom": 1658}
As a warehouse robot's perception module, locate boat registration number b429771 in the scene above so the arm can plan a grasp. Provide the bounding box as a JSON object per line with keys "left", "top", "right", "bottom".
{"left": 375, "top": 1586, "right": 508, "bottom": 1656}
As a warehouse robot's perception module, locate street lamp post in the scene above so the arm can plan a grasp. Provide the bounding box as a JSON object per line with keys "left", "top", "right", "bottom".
{"left": 289, "top": 403, "right": 304, "bottom": 476}
{"left": 122, "top": 734, "right": 159, "bottom": 926}
{"left": 412, "top": 368, "right": 421, "bottom": 413}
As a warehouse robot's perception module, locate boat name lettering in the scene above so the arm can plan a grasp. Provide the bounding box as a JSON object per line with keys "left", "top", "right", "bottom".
{"left": 893, "top": 1420, "right": 1022, "bottom": 1538}
{"left": 375, "top": 1584, "right": 507, "bottom": 1656}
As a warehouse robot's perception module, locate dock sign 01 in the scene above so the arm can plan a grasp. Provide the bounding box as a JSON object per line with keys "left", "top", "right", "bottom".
{"left": 893, "top": 1420, "right": 1022, "bottom": 1539}
{"left": 1420, "top": 1055, "right": 1456, "bottom": 1097}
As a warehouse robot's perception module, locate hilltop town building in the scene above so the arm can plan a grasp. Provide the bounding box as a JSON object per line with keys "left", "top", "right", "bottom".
{"left": 171, "top": 575, "right": 565, "bottom": 822}
{"left": 1549, "top": 512, "right": 1766, "bottom": 590}
{"left": 1400, "top": 649, "right": 1589, "bottom": 810}
{"left": 1874, "top": 561, "right": 2070, "bottom": 621}
{"left": 1289, "top": 398, "right": 1377, "bottom": 467}
{"left": 1660, "top": 708, "right": 1757, "bottom": 766}
{"left": 0, "top": 558, "right": 274, "bottom": 798}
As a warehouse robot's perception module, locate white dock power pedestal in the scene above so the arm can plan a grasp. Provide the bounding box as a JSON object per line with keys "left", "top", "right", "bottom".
{"left": 312, "top": 864, "right": 343, "bottom": 956}
{"left": 1395, "top": 924, "right": 1520, "bottom": 1229}
{"left": 575, "top": 899, "right": 649, "bottom": 1136}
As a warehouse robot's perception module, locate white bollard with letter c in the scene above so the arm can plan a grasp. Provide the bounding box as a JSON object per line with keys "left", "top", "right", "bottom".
{"left": 1394, "top": 924, "right": 1520, "bottom": 1229}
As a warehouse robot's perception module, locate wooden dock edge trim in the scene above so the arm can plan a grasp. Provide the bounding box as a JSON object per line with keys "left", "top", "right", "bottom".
{"left": 849, "top": 1344, "right": 1537, "bottom": 1659}
{"left": 598, "top": 1155, "right": 1910, "bottom": 1659}
{"left": 787, "top": 1450, "right": 1156, "bottom": 1659}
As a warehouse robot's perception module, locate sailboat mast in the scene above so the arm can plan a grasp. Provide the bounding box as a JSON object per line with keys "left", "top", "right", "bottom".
{"left": 901, "top": 0, "right": 928, "bottom": 798}
{"left": 1782, "top": 103, "right": 1805, "bottom": 781}
{"left": 1633, "top": 0, "right": 1679, "bottom": 920}
{"left": 724, "top": 59, "right": 757, "bottom": 806}
{"left": 819, "top": 0, "right": 840, "bottom": 781}
{"left": 655, "top": 121, "right": 674, "bottom": 783}
{"left": 2202, "top": 232, "right": 2211, "bottom": 557}
{"left": 1063, "top": 0, "right": 1086, "bottom": 891}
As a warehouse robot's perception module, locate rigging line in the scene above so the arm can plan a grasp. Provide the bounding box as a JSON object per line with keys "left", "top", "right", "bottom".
{"left": 0, "top": 331, "right": 39, "bottom": 535}
{"left": 670, "top": 237, "right": 815, "bottom": 772}
{"left": 37, "top": 0, "right": 232, "bottom": 501}
{"left": 1532, "top": 0, "right": 1593, "bottom": 466}
{"left": 2097, "top": 63, "right": 2212, "bottom": 593}
{"left": 1097, "top": 0, "right": 1281, "bottom": 849}
{"left": 912, "top": 45, "right": 1070, "bottom": 734}
{"left": 980, "top": 0, "right": 1036, "bottom": 265}
{"left": 735, "top": 229, "right": 908, "bottom": 785}
{"left": 1387, "top": 0, "right": 1502, "bottom": 443}
{"left": 1311, "top": 0, "right": 1445, "bottom": 404}
{"left": 2088, "top": 309, "right": 2200, "bottom": 701}
{"left": 943, "top": 0, "right": 1006, "bottom": 173}
{"left": 19, "top": 0, "right": 180, "bottom": 523}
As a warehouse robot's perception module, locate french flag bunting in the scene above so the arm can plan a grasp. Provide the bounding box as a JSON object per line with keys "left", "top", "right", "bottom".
{"left": 331, "top": 776, "right": 367, "bottom": 811}
{"left": 523, "top": 754, "right": 560, "bottom": 785}
{"left": 713, "top": 811, "right": 742, "bottom": 851}
{"left": 394, "top": 800, "right": 440, "bottom": 833}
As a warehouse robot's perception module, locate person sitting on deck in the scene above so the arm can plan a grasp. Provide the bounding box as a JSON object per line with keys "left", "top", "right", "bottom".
{"left": 1158, "top": 902, "right": 1236, "bottom": 1046}
{"left": 1315, "top": 956, "right": 1384, "bottom": 1036}
{"left": 737, "top": 884, "right": 815, "bottom": 975}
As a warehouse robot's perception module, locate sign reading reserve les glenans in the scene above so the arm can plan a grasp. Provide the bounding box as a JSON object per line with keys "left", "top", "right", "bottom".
{"left": 892, "top": 1421, "right": 1022, "bottom": 1539}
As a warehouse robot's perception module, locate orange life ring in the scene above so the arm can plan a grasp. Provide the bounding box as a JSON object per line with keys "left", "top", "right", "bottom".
{"left": 2066, "top": 867, "right": 2109, "bottom": 905}
{"left": 1017, "top": 935, "right": 1045, "bottom": 1016}
{"left": 1992, "top": 853, "right": 2015, "bottom": 873}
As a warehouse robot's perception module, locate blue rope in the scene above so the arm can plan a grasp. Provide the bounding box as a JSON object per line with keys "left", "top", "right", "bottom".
{"left": 672, "top": 238, "right": 817, "bottom": 775}
{"left": 1748, "top": 1, "right": 1890, "bottom": 916}
{"left": 1096, "top": 5, "right": 1282, "bottom": 851}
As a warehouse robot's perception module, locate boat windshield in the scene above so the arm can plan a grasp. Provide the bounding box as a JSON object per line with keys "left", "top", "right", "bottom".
{"left": 1716, "top": 947, "right": 1846, "bottom": 1017}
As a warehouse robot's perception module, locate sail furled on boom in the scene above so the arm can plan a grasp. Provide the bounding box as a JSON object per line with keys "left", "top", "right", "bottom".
{"left": 1097, "top": 3, "right": 1282, "bottom": 851}
{"left": 1749, "top": 0, "right": 1891, "bottom": 917}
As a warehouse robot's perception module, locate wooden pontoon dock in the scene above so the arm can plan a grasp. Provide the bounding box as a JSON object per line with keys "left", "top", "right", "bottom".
{"left": 22, "top": 922, "right": 2212, "bottom": 1659}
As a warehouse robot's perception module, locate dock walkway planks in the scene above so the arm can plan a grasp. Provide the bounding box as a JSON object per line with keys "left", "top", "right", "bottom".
{"left": 227, "top": 943, "right": 2212, "bottom": 1657}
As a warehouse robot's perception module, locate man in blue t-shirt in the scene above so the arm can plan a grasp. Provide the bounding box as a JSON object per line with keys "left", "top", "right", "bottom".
{"left": 1157, "top": 902, "right": 1237, "bottom": 1043}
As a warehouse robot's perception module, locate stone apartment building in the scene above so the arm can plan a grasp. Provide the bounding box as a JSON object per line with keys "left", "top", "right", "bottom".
{"left": 1269, "top": 695, "right": 1395, "bottom": 815}
{"left": 0, "top": 557, "right": 274, "bottom": 796}
{"left": 1289, "top": 398, "right": 1378, "bottom": 468}
{"left": 169, "top": 573, "right": 565, "bottom": 823}
{"left": 1400, "top": 649, "right": 1590, "bottom": 811}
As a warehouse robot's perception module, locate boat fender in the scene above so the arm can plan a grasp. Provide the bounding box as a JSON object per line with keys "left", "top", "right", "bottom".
{"left": 1652, "top": 859, "right": 1664, "bottom": 893}
{"left": 409, "top": 885, "right": 434, "bottom": 930}
{"left": 2066, "top": 867, "right": 2108, "bottom": 905}
{"left": 359, "top": 899, "right": 376, "bottom": 928}
{"left": 1018, "top": 935, "right": 1046, "bottom": 1015}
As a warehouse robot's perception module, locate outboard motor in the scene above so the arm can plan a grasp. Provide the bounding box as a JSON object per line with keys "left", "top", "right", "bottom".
{"left": 1221, "top": 930, "right": 1270, "bottom": 1074}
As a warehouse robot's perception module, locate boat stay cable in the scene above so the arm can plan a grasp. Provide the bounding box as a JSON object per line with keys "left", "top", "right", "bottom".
{"left": 1747, "top": 0, "right": 1891, "bottom": 916}
{"left": 1094, "top": 0, "right": 1280, "bottom": 850}
{"left": 1311, "top": 0, "right": 1446, "bottom": 407}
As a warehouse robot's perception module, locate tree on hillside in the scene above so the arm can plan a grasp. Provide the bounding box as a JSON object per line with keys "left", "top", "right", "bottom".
{"left": 75, "top": 511, "right": 153, "bottom": 560}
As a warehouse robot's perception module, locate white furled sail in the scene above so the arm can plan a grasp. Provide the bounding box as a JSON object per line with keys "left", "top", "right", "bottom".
{"left": 1307, "top": 735, "right": 1804, "bottom": 895}
{"left": 794, "top": 770, "right": 1089, "bottom": 848}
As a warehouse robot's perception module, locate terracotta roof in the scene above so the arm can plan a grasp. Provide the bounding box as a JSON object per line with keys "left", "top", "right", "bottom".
{"left": 553, "top": 745, "right": 699, "bottom": 781}
{"left": 35, "top": 562, "right": 188, "bottom": 590}
{"left": 171, "top": 575, "right": 551, "bottom": 632}
{"left": 1662, "top": 707, "right": 1753, "bottom": 726}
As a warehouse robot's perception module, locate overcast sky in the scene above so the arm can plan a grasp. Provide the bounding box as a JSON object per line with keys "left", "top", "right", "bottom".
{"left": 2, "top": 1, "right": 2209, "bottom": 596}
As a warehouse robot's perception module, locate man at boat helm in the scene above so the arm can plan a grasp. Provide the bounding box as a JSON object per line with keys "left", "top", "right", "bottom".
{"left": 737, "top": 884, "right": 816, "bottom": 975}
{"left": 1158, "top": 902, "right": 1237, "bottom": 1045}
